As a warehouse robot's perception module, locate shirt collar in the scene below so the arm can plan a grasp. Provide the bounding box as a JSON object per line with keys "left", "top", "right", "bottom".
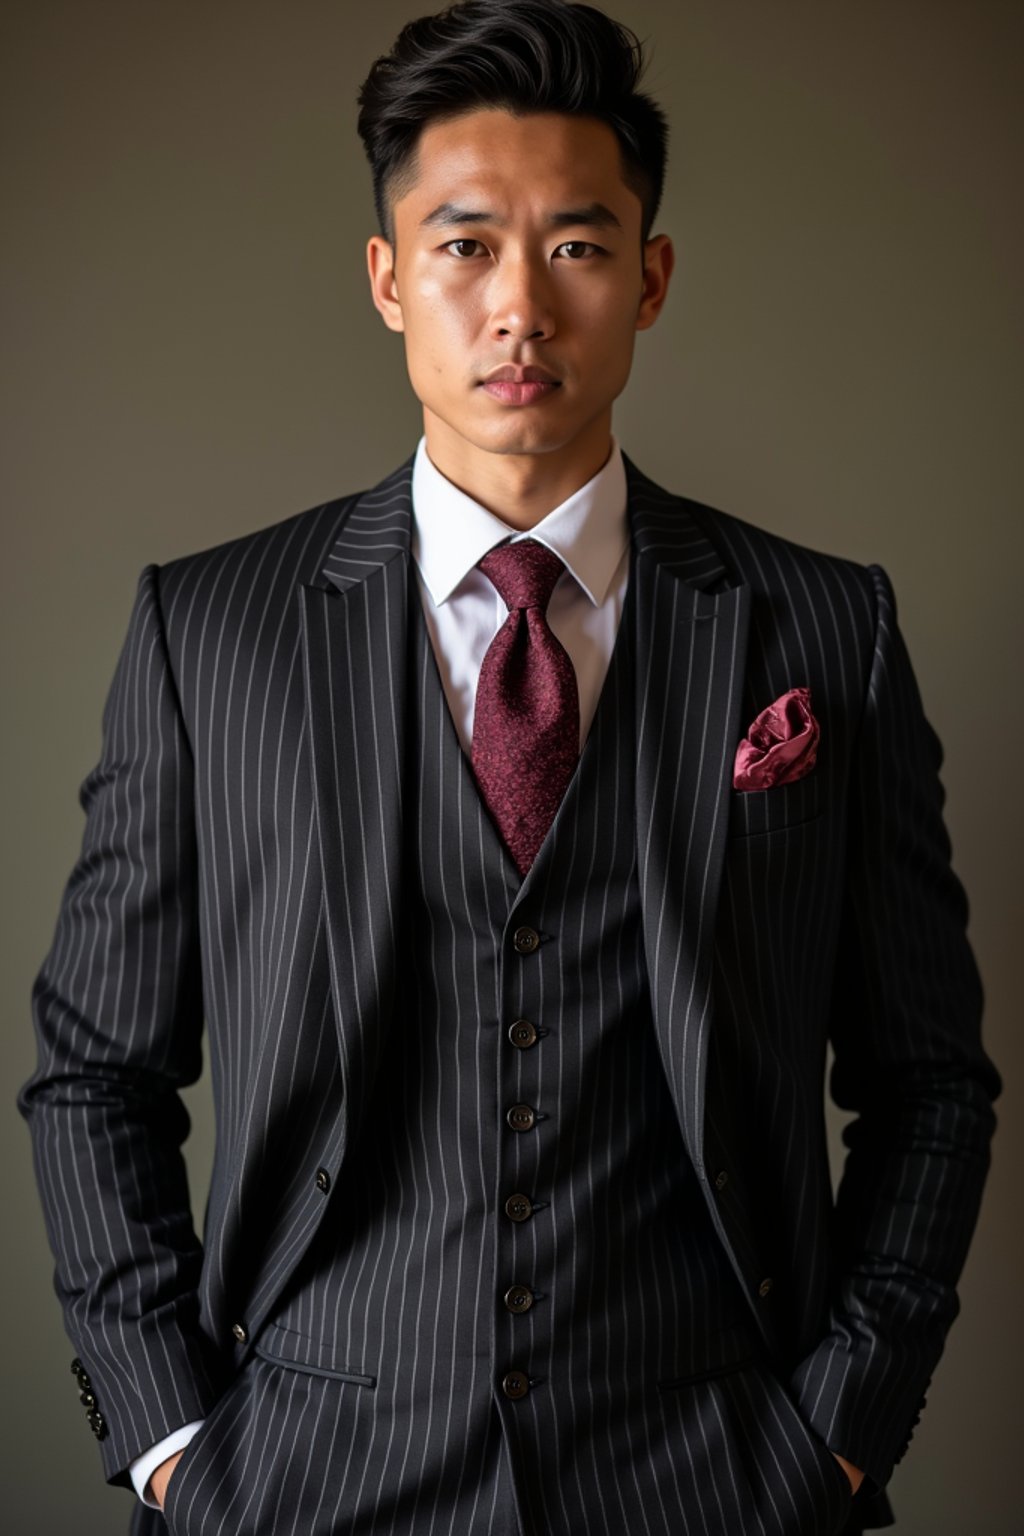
{"left": 411, "top": 433, "right": 629, "bottom": 607}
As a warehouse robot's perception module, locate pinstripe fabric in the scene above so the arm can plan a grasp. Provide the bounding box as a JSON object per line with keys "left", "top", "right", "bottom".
{"left": 172, "top": 558, "right": 772, "bottom": 1536}
{"left": 19, "top": 451, "right": 998, "bottom": 1534}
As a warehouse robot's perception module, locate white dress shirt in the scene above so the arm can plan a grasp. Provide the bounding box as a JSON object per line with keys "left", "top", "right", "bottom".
{"left": 411, "top": 432, "right": 630, "bottom": 755}
{"left": 129, "top": 432, "right": 630, "bottom": 1506}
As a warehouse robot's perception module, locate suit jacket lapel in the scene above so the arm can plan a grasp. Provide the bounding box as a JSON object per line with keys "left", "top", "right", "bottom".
{"left": 298, "top": 455, "right": 414, "bottom": 1167}
{"left": 298, "top": 448, "right": 753, "bottom": 1224}
{"left": 627, "top": 456, "right": 752, "bottom": 1174}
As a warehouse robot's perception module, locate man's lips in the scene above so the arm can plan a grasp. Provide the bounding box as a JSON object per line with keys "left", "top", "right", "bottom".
{"left": 479, "top": 366, "right": 561, "bottom": 406}
{"left": 481, "top": 380, "right": 559, "bottom": 405}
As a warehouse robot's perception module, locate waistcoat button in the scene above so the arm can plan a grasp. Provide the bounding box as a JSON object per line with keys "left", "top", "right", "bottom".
{"left": 504, "top": 1285, "right": 535, "bottom": 1314}
{"left": 231, "top": 1321, "right": 248, "bottom": 1343}
{"left": 315, "top": 1167, "right": 331, "bottom": 1194}
{"left": 506, "top": 1103, "right": 537, "bottom": 1132}
{"left": 714, "top": 1169, "right": 729, "bottom": 1191}
{"left": 501, "top": 1370, "right": 530, "bottom": 1400}
{"left": 757, "top": 1277, "right": 774, "bottom": 1299}
{"left": 505, "top": 1194, "right": 533, "bottom": 1221}
{"left": 512, "top": 926, "right": 540, "bottom": 954}
{"left": 508, "top": 1019, "right": 538, "bottom": 1048}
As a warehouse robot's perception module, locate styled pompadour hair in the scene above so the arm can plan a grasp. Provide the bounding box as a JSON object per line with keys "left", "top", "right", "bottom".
{"left": 356, "top": 0, "right": 669, "bottom": 243}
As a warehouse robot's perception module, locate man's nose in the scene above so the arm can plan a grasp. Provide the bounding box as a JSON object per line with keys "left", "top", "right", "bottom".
{"left": 487, "top": 257, "right": 556, "bottom": 342}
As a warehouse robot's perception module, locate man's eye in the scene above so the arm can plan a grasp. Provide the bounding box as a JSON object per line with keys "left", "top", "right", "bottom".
{"left": 556, "top": 241, "right": 600, "bottom": 259}
{"left": 444, "top": 239, "right": 485, "bottom": 258}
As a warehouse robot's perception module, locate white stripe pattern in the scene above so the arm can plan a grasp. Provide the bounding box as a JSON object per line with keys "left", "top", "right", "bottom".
{"left": 18, "top": 452, "right": 998, "bottom": 1535}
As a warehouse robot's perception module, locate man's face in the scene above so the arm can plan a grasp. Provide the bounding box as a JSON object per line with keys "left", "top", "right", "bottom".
{"left": 367, "top": 109, "right": 673, "bottom": 465}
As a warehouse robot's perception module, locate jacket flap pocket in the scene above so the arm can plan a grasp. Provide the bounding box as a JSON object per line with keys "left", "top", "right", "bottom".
{"left": 254, "top": 1320, "right": 376, "bottom": 1386}
{"left": 656, "top": 1321, "right": 760, "bottom": 1388}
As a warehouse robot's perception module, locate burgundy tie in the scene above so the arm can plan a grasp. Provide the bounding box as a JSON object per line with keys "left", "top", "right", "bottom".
{"left": 472, "top": 539, "right": 581, "bottom": 876}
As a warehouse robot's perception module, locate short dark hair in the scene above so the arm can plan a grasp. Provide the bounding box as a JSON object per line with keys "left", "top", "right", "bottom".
{"left": 356, "top": 0, "right": 668, "bottom": 244}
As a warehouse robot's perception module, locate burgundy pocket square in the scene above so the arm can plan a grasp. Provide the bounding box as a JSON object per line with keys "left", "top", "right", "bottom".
{"left": 733, "top": 686, "right": 820, "bottom": 791}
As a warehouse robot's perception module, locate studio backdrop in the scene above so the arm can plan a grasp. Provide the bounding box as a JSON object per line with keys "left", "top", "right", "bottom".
{"left": 2, "top": 3, "right": 1019, "bottom": 1532}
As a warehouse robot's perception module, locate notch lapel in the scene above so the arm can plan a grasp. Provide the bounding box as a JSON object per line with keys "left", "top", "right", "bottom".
{"left": 627, "top": 458, "right": 751, "bottom": 1172}
{"left": 298, "top": 456, "right": 414, "bottom": 1167}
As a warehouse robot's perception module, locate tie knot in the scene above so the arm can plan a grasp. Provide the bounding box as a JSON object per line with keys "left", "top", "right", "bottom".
{"left": 478, "top": 539, "right": 566, "bottom": 612}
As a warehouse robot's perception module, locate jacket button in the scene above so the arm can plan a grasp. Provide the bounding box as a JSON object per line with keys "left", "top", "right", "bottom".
{"left": 508, "top": 1019, "right": 538, "bottom": 1049}
{"left": 315, "top": 1167, "right": 331, "bottom": 1194}
{"left": 714, "top": 1170, "right": 729, "bottom": 1191}
{"left": 506, "top": 1103, "right": 537, "bottom": 1132}
{"left": 512, "top": 926, "right": 540, "bottom": 954}
{"left": 231, "top": 1321, "right": 248, "bottom": 1343}
{"left": 501, "top": 1370, "right": 530, "bottom": 1400}
{"left": 757, "top": 1277, "right": 774, "bottom": 1298}
{"left": 79, "top": 1390, "right": 97, "bottom": 1409}
{"left": 87, "top": 1410, "right": 106, "bottom": 1438}
{"left": 505, "top": 1193, "right": 533, "bottom": 1222}
{"left": 504, "top": 1285, "right": 535, "bottom": 1314}
{"left": 70, "top": 1357, "right": 83, "bottom": 1375}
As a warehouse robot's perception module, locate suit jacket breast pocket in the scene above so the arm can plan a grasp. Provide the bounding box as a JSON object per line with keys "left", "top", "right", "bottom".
{"left": 728, "top": 771, "right": 821, "bottom": 839}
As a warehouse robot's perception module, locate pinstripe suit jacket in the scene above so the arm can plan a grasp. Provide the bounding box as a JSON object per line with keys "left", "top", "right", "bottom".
{"left": 20, "top": 451, "right": 999, "bottom": 1511}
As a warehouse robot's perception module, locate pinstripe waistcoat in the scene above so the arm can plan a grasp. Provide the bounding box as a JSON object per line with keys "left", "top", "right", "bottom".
{"left": 21, "top": 452, "right": 998, "bottom": 1534}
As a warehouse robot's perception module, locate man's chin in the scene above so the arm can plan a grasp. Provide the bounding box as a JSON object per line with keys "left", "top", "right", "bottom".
{"left": 444, "top": 409, "right": 581, "bottom": 459}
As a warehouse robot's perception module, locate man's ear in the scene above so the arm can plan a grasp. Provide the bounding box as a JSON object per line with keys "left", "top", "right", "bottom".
{"left": 367, "top": 235, "right": 405, "bottom": 333}
{"left": 635, "top": 233, "right": 675, "bottom": 332}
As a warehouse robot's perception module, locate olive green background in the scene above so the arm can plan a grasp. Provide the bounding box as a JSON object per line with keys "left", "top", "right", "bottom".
{"left": 2, "top": 2, "right": 1019, "bottom": 1530}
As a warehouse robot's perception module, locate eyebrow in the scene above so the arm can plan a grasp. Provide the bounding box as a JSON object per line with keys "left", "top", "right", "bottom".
{"left": 418, "top": 200, "right": 623, "bottom": 232}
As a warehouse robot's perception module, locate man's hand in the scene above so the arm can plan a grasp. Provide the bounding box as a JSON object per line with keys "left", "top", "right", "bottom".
{"left": 832, "top": 1451, "right": 865, "bottom": 1496}
{"left": 147, "top": 1449, "right": 185, "bottom": 1512}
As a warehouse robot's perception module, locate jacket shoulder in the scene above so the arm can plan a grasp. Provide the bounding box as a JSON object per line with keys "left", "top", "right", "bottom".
{"left": 685, "top": 496, "right": 878, "bottom": 605}
{"left": 154, "top": 490, "right": 364, "bottom": 611}
{"left": 626, "top": 455, "right": 880, "bottom": 613}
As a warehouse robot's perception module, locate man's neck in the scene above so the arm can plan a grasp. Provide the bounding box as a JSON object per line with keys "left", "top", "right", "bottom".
{"left": 422, "top": 413, "right": 615, "bottom": 531}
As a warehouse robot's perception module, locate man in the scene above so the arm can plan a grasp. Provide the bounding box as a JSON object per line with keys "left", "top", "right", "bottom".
{"left": 19, "top": 2, "right": 999, "bottom": 1532}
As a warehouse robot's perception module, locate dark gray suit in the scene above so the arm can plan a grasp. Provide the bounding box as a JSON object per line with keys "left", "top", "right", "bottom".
{"left": 19, "top": 453, "right": 999, "bottom": 1533}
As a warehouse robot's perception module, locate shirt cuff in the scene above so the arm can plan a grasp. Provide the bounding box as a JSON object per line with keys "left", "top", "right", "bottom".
{"left": 129, "top": 1420, "right": 205, "bottom": 1508}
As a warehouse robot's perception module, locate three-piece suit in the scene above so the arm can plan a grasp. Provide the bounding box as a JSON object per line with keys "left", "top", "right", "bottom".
{"left": 19, "top": 450, "right": 999, "bottom": 1535}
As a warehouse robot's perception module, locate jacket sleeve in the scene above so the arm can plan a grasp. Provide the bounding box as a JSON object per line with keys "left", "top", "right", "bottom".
{"left": 790, "top": 562, "right": 1001, "bottom": 1493}
{"left": 17, "top": 563, "right": 229, "bottom": 1486}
